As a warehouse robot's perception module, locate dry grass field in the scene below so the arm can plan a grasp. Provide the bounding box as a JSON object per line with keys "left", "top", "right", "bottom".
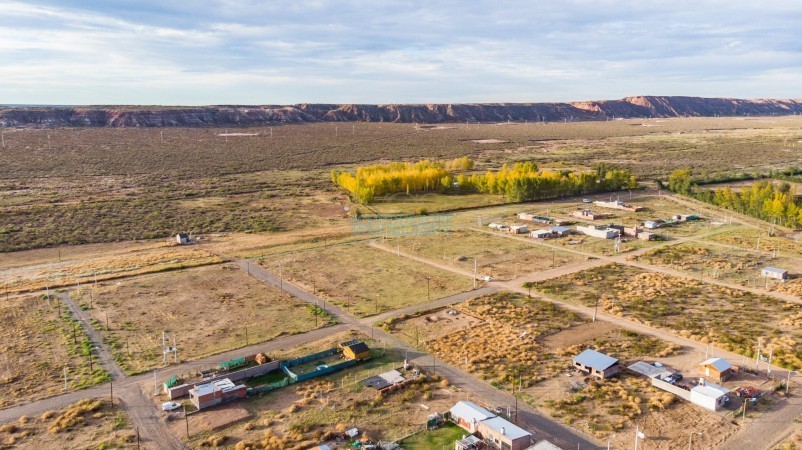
{"left": 709, "top": 226, "right": 802, "bottom": 255}
{"left": 0, "top": 240, "right": 223, "bottom": 294}
{"left": 635, "top": 242, "right": 780, "bottom": 283}
{"left": 3, "top": 117, "right": 802, "bottom": 252}
{"left": 262, "top": 243, "right": 472, "bottom": 317}
{"left": 0, "top": 398, "right": 135, "bottom": 449}
{"left": 75, "top": 264, "right": 330, "bottom": 374}
{"left": 532, "top": 264, "right": 802, "bottom": 369}
{"left": 0, "top": 295, "right": 107, "bottom": 408}
{"left": 388, "top": 230, "right": 583, "bottom": 280}
{"left": 388, "top": 292, "right": 679, "bottom": 389}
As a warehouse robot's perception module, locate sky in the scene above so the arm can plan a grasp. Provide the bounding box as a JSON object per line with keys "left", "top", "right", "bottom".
{"left": 1, "top": 1, "right": 802, "bottom": 105}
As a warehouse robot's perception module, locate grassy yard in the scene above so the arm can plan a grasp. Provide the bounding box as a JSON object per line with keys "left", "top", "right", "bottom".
{"left": 262, "top": 242, "right": 472, "bottom": 317}
{"left": 531, "top": 263, "right": 802, "bottom": 369}
{"left": 75, "top": 264, "right": 331, "bottom": 375}
{"left": 399, "top": 422, "right": 465, "bottom": 450}
{"left": 0, "top": 295, "right": 108, "bottom": 408}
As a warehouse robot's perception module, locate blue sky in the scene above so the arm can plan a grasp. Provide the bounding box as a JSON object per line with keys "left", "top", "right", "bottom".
{"left": 2, "top": 1, "right": 801, "bottom": 105}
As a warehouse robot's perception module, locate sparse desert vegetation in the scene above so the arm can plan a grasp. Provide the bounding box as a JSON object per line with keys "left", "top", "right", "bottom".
{"left": 264, "top": 243, "right": 472, "bottom": 317}
{"left": 75, "top": 264, "right": 331, "bottom": 374}
{"left": 0, "top": 295, "right": 108, "bottom": 408}
{"left": 531, "top": 264, "right": 802, "bottom": 368}
{"left": 0, "top": 398, "right": 134, "bottom": 449}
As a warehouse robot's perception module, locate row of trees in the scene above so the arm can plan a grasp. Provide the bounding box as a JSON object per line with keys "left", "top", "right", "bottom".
{"left": 457, "top": 162, "right": 637, "bottom": 202}
{"left": 333, "top": 157, "right": 637, "bottom": 204}
{"left": 668, "top": 169, "right": 802, "bottom": 227}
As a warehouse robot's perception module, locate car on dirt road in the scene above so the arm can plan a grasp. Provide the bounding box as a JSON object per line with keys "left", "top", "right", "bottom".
{"left": 162, "top": 401, "right": 181, "bottom": 412}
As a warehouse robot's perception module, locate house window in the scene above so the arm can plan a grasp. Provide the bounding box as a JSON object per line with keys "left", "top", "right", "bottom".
{"left": 502, "top": 442, "right": 511, "bottom": 450}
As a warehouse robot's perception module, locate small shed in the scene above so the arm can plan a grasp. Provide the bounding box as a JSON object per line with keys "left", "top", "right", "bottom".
{"left": 176, "top": 233, "right": 191, "bottom": 244}
{"left": 762, "top": 267, "right": 789, "bottom": 281}
{"left": 637, "top": 231, "right": 657, "bottom": 241}
{"left": 573, "top": 349, "right": 620, "bottom": 379}
{"left": 509, "top": 225, "right": 529, "bottom": 234}
{"left": 550, "top": 226, "right": 572, "bottom": 237}
{"left": 342, "top": 341, "right": 370, "bottom": 360}
{"left": 530, "top": 229, "right": 553, "bottom": 239}
{"left": 643, "top": 220, "right": 661, "bottom": 229}
{"left": 690, "top": 379, "right": 730, "bottom": 411}
{"left": 699, "top": 357, "right": 733, "bottom": 382}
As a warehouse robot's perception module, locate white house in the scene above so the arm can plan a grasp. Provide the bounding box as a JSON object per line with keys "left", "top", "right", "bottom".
{"left": 690, "top": 379, "right": 730, "bottom": 411}
{"left": 450, "top": 401, "right": 495, "bottom": 434}
{"left": 762, "top": 267, "right": 789, "bottom": 281}
{"left": 576, "top": 225, "right": 620, "bottom": 239}
{"left": 531, "top": 229, "right": 553, "bottom": 239}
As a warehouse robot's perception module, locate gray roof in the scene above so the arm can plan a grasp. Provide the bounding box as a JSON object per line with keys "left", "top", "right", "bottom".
{"left": 450, "top": 401, "right": 495, "bottom": 423}
{"left": 763, "top": 267, "right": 788, "bottom": 274}
{"left": 527, "top": 441, "right": 563, "bottom": 450}
{"left": 481, "top": 416, "right": 531, "bottom": 440}
{"left": 550, "top": 226, "right": 571, "bottom": 233}
{"left": 573, "top": 349, "right": 618, "bottom": 371}
{"left": 700, "top": 357, "right": 732, "bottom": 372}
{"left": 628, "top": 361, "right": 672, "bottom": 378}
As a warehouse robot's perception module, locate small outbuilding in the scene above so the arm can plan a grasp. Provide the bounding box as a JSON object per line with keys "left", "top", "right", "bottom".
{"left": 576, "top": 225, "right": 620, "bottom": 239}
{"left": 341, "top": 341, "right": 370, "bottom": 360}
{"left": 699, "top": 357, "right": 733, "bottom": 382}
{"left": 643, "top": 220, "right": 662, "bottom": 229}
{"left": 509, "top": 225, "right": 529, "bottom": 234}
{"left": 531, "top": 229, "right": 553, "bottom": 239}
{"left": 690, "top": 379, "right": 730, "bottom": 411}
{"left": 762, "top": 267, "right": 789, "bottom": 281}
{"left": 550, "top": 226, "right": 572, "bottom": 237}
{"left": 637, "top": 231, "right": 657, "bottom": 241}
{"left": 176, "top": 233, "right": 191, "bottom": 244}
{"left": 573, "top": 349, "right": 620, "bottom": 379}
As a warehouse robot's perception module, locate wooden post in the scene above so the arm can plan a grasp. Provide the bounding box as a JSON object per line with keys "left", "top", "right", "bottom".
{"left": 184, "top": 405, "right": 190, "bottom": 437}
{"left": 110, "top": 382, "right": 114, "bottom": 407}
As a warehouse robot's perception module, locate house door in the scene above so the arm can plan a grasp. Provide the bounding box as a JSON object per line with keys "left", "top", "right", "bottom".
{"left": 706, "top": 367, "right": 710, "bottom": 376}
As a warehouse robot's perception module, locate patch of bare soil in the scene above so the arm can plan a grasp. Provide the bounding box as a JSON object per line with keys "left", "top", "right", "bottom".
{"left": 609, "top": 402, "right": 738, "bottom": 449}
{"left": 541, "top": 321, "right": 616, "bottom": 349}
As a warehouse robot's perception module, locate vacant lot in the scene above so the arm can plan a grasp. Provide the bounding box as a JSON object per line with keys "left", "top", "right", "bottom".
{"left": 709, "top": 226, "right": 802, "bottom": 256}
{"left": 0, "top": 398, "right": 135, "bottom": 449}
{"left": 263, "top": 243, "right": 471, "bottom": 317}
{"left": 532, "top": 264, "right": 802, "bottom": 369}
{"left": 0, "top": 240, "right": 223, "bottom": 294}
{"left": 77, "top": 264, "right": 330, "bottom": 374}
{"left": 636, "top": 242, "right": 781, "bottom": 284}
{"left": 412, "top": 292, "right": 677, "bottom": 389}
{"left": 389, "top": 229, "right": 583, "bottom": 280}
{"left": 370, "top": 192, "right": 507, "bottom": 215}
{"left": 0, "top": 295, "right": 107, "bottom": 408}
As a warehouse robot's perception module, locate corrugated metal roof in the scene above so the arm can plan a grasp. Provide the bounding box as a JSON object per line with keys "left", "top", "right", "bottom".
{"left": 700, "top": 357, "right": 732, "bottom": 372}
{"left": 692, "top": 382, "right": 730, "bottom": 399}
{"left": 628, "top": 361, "right": 672, "bottom": 378}
{"left": 763, "top": 267, "right": 788, "bottom": 274}
{"left": 481, "top": 417, "right": 531, "bottom": 440}
{"left": 527, "top": 440, "right": 563, "bottom": 450}
{"left": 449, "top": 401, "right": 495, "bottom": 423}
{"left": 550, "top": 226, "right": 571, "bottom": 233}
{"left": 573, "top": 349, "right": 618, "bottom": 371}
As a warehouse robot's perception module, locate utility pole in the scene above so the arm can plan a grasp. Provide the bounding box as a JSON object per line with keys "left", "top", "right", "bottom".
{"left": 279, "top": 261, "right": 283, "bottom": 291}
{"left": 136, "top": 428, "right": 140, "bottom": 450}
{"left": 787, "top": 370, "right": 794, "bottom": 394}
{"left": 593, "top": 296, "right": 599, "bottom": 322}
{"left": 245, "top": 327, "right": 248, "bottom": 346}
{"left": 427, "top": 276, "right": 431, "bottom": 301}
{"left": 110, "top": 382, "right": 114, "bottom": 407}
{"left": 63, "top": 367, "right": 68, "bottom": 391}
{"left": 755, "top": 338, "right": 762, "bottom": 371}
{"left": 767, "top": 349, "right": 773, "bottom": 377}
{"left": 183, "top": 405, "right": 190, "bottom": 437}
{"left": 473, "top": 258, "right": 477, "bottom": 289}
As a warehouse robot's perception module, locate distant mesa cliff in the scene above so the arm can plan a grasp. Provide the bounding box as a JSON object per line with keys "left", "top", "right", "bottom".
{"left": 2, "top": 96, "right": 801, "bottom": 127}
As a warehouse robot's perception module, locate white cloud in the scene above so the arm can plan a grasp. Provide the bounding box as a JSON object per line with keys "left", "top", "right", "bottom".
{"left": 0, "top": 0, "right": 801, "bottom": 104}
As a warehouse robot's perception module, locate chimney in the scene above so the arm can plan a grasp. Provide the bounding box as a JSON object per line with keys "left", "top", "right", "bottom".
{"left": 501, "top": 427, "right": 505, "bottom": 436}
{"left": 699, "top": 378, "right": 705, "bottom": 386}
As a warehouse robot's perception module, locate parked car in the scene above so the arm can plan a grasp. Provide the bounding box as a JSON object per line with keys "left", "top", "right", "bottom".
{"left": 582, "top": 198, "right": 592, "bottom": 203}
{"left": 482, "top": 276, "right": 493, "bottom": 282}
{"left": 162, "top": 401, "right": 181, "bottom": 412}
